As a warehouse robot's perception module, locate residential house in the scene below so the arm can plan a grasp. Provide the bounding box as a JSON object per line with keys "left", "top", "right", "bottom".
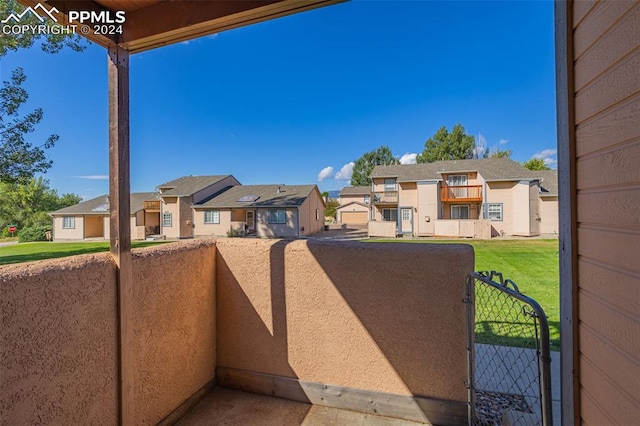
{"left": 368, "top": 158, "right": 557, "bottom": 238}
{"left": 193, "top": 184, "right": 325, "bottom": 238}
{"left": 50, "top": 192, "right": 160, "bottom": 241}
{"left": 337, "top": 186, "right": 370, "bottom": 225}
{"left": 156, "top": 175, "right": 240, "bottom": 239}
{"left": 536, "top": 169, "right": 558, "bottom": 235}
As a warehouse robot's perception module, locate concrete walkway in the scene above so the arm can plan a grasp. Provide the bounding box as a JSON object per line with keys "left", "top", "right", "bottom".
{"left": 178, "top": 388, "right": 426, "bottom": 426}
{"left": 475, "top": 344, "right": 560, "bottom": 425}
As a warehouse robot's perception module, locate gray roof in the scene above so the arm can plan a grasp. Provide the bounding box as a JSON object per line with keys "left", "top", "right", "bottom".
{"left": 51, "top": 192, "right": 159, "bottom": 215}
{"left": 340, "top": 186, "right": 370, "bottom": 196}
{"left": 537, "top": 170, "right": 558, "bottom": 196}
{"left": 370, "top": 158, "right": 542, "bottom": 182}
{"left": 157, "top": 175, "right": 232, "bottom": 197}
{"left": 197, "top": 185, "right": 318, "bottom": 209}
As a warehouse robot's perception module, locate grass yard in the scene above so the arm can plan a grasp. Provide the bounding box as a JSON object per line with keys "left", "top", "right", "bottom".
{"left": 0, "top": 241, "right": 170, "bottom": 266}
{"left": 367, "top": 239, "right": 560, "bottom": 350}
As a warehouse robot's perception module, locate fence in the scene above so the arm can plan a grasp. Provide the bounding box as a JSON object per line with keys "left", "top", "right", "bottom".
{"left": 465, "top": 271, "right": 552, "bottom": 426}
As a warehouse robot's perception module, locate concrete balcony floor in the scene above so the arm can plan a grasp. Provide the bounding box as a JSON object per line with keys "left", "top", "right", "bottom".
{"left": 178, "top": 388, "right": 426, "bottom": 426}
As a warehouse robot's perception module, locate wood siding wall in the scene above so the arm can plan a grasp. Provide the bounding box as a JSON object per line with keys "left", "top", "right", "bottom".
{"left": 572, "top": 1, "right": 640, "bottom": 424}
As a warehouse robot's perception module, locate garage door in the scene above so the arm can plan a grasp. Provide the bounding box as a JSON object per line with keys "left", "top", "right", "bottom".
{"left": 341, "top": 211, "right": 368, "bottom": 225}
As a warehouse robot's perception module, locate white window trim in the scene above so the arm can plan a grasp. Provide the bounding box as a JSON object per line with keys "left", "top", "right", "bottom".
{"left": 384, "top": 178, "right": 397, "bottom": 191}
{"left": 162, "top": 212, "right": 173, "bottom": 227}
{"left": 62, "top": 217, "right": 75, "bottom": 229}
{"left": 487, "top": 203, "right": 503, "bottom": 221}
{"left": 204, "top": 210, "right": 220, "bottom": 224}
{"left": 268, "top": 209, "right": 286, "bottom": 224}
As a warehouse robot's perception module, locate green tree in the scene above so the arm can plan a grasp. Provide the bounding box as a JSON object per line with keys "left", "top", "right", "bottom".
{"left": 0, "top": 0, "right": 85, "bottom": 183}
{"left": 324, "top": 200, "right": 339, "bottom": 220}
{"left": 0, "top": 0, "right": 85, "bottom": 57}
{"left": 483, "top": 148, "right": 512, "bottom": 159}
{"left": 522, "top": 158, "right": 550, "bottom": 170}
{"left": 417, "top": 124, "right": 475, "bottom": 163}
{"left": 350, "top": 146, "right": 398, "bottom": 186}
{"left": 0, "top": 177, "right": 81, "bottom": 236}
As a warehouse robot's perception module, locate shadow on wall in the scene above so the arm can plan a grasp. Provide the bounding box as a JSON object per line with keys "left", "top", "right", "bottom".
{"left": 215, "top": 239, "right": 473, "bottom": 423}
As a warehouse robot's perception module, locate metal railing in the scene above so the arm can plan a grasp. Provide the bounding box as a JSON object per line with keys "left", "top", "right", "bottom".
{"left": 465, "top": 271, "right": 552, "bottom": 426}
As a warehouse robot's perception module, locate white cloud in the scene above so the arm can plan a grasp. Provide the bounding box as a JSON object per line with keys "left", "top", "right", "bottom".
{"left": 399, "top": 153, "right": 417, "bottom": 164}
{"left": 532, "top": 148, "right": 558, "bottom": 167}
{"left": 317, "top": 166, "right": 334, "bottom": 182}
{"left": 499, "top": 138, "right": 509, "bottom": 145}
{"left": 335, "top": 162, "right": 355, "bottom": 180}
{"left": 73, "top": 175, "right": 109, "bottom": 180}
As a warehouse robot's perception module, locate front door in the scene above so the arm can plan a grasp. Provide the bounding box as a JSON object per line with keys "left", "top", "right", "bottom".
{"left": 400, "top": 207, "right": 413, "bottom": 234}
{"left": 246, "top": 211, "right": 255, "bottom": 232}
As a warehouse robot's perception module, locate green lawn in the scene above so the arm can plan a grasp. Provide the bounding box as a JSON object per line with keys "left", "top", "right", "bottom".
{"left": 367, "top": 239, "right": 560, "bottom": 350}
{"left": 0, "top": 241, "right": 170, "bottom": 266}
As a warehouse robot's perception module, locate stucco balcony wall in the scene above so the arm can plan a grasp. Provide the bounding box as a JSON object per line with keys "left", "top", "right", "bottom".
{"left": 1, "top": 238, "right": 472, "bottom": 424}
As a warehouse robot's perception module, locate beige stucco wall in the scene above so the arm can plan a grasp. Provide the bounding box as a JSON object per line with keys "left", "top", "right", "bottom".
{"left": 0, "top": 241, "right": 217, "bottom": 425}
{"left": 528, "top": 182, "right": 541, "bottom": 236}
{"left": 339, "top": 193, "right": 369, "bottom": 206}
{"left": 194, "top": 209, "right": 233, "bottom": 237}
{"left": 298, "top": 189, "right": 324, "bottom": 236}
{"left": 416, "top": 182, "right": 439, "bottom": 236}
{"left": 368, "top": 220, "right": 396, "bottom": 238}
{"left": 132, "top": 240, "right": 217, "bottom": 425}
{"left": 511, "top": 181, "right": 534, "bottom": 236}
{"left": 53, "top": 215, "right": 85, "bottom": 240}
{"left": 539, "top": 197, "right": 558, "bottom": 234}
{"left": 485, "top": 181, "right": 535, "bottom": 236}
{"left": 256, "top": 208, "right": 298, "bottom": 238}
{"left": 216, "top": 239, "right": 472, "bottom": 402}
{"left": 0, "top": 254, "right": 119, "bottom": 425}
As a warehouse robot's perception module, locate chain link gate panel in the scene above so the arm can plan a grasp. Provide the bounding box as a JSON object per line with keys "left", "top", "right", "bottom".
{"left": 465, "top": 271, "right": 552, "bottom": 426}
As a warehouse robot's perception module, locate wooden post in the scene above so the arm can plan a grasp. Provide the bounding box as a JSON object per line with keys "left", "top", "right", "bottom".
{"left": 108, "top": 44, "right": 133, "bottom": 426}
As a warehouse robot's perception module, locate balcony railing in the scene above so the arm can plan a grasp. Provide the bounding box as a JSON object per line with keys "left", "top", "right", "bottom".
{"left": 440, "top": 185, "right": 483, "bottom": 202}
{"left": 372, "top": 191, "right": 398, "bottom": 204}
{"left": 144, "top": 200, "right": 161, "bottom": 210}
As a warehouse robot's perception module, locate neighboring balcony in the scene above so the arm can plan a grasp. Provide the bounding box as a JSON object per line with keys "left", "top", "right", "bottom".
{"left": 144, "top": 200, "right": 161, "bottom": 211}
{"left": 372, "top": 191, "right": 399, "bottom": 204}
{"left": 440, "top": 185, "right": 483, "bottom": 202}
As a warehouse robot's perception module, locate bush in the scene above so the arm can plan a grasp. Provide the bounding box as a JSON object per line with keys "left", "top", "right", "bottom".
{"left": 18, "top": 225, "right": 51, "bottom": 242}
{"left": 226, "top": 226, "right": 245, "bottom": 238}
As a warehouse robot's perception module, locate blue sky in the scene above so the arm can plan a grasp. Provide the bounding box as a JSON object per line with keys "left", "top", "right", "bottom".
{"left": 1, "top": 0, "right": 556, "bottom": 199}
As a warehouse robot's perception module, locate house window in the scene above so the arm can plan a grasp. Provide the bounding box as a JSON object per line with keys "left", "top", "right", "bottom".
{"left": 382, "top": 208, "right": 398, "bottom": 222}
{"left": 363, "top": 194, "right": 370, "bottom": 204}
{"left": 487, "top": 203, "right": 503, "bottom": 221}
{"left": 451, "top": 205, "right": 470, "bottom": 219}
{"left": 204, "top": 210, "right": 220, "bottom": 224}
{"left": 268, "top": 209, "right": 286, "bottom": 224}
{"left": 447, "top": 175, "right": 468, "bottom": 186}
{"left": 384, "top": 178, "right": 396, "bottom": 191}
{"left": 163, "top": 212, "right": 172, "bottom": 227}
{"left": 62, "top": 217, "right": 75, "bottom": 229}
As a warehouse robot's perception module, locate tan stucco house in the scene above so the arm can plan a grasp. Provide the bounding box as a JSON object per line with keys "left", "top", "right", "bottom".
{"left": 337, "top": 186, "right": 370, "bottom": 225}
{"left": 368, "top": 158, "right": 558, "bottom": 238}
{"left": 156, "top": 175, "right": 241, "bottom": 239}
{"left": 50, "top": 192, "right": 160, "bottom": 241}
{"left": 193, "top": 184, "right": 325, "bottom": 238}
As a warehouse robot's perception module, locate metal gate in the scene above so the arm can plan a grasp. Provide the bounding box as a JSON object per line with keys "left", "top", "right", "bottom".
{"left": 464, "top": 271, "right": 553, "bottom": 426}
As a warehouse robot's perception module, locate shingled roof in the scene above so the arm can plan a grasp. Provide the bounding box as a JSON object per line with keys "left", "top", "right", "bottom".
{"left": 370, "top": 158, "right": 543, "bottom": 182}
{"left": 196, "top": 185, "right": 319, "bottom": 209}
{"left": 157, "top": 175, "right": 232, "bottom": 197}
{"left": 51, "top": 192, "right": 159, "bottom": 216}
{"left": 340, "top": 186, "right": 370, "bottom": 196}
{"left": 537, "top": 170, "right": 558, "bottom": 196}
